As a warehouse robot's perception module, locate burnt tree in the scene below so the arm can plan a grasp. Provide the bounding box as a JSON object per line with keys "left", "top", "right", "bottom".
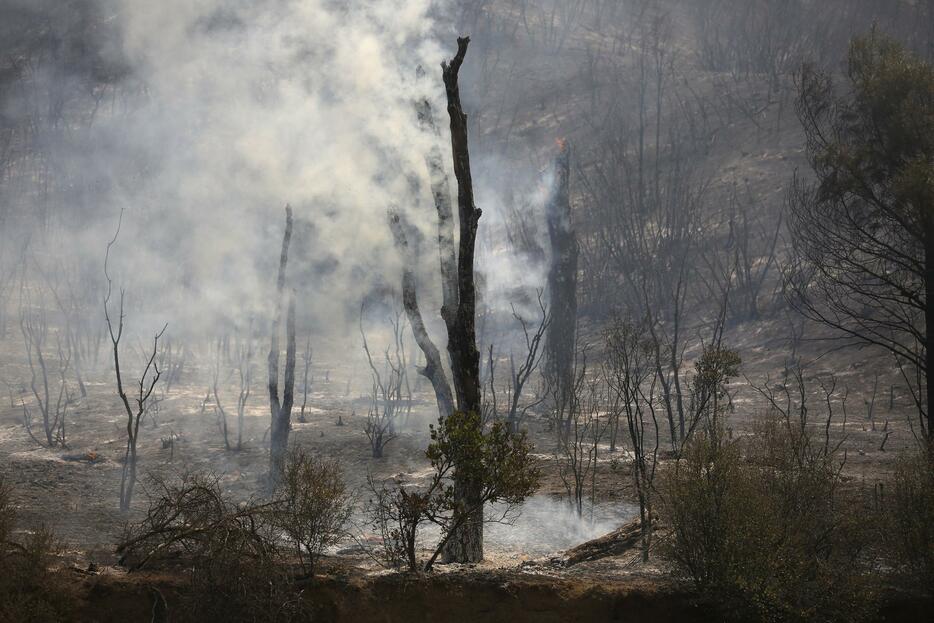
{"left": 605, "top": 318, "right": 659, "bottom": 561}
{"left": 103, "top": 211, "right": 166, "bottom": 512}
{"left": 18, "top": 274, "right": 73, "bottom": 448}
{"left": 235, "top": 327, "right": 254, "bottom": 451}
{"left": 359, "top": 304, "right": 411, "bottom": 459}
{"left": 384, "top": 69, "right": 463, "bottom": 421}
{"left": 545, "top": 142, "right": 579, "bottom": 432}
{"left": 439, "top": 37, "right": 485, "bottom": 564}
{"left": 504, "top": 291, "right": 551, "bottom": 435}
{"left": 441, "top": 40, "right": 482, "bottom": 408}
{"left": 268, "top": 205, "right": 296, "bottom": 486}
{"left": 298, "top": 336, "right": 312, "bottom": 423}
{"left": 388, "top": 37, "right": 487, "bottom": 563}
{"left": 388, "top": 210, "right": 454, "bottom": 419}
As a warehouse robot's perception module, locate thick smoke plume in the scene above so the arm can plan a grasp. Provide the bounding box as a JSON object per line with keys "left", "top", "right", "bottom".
{"left": 20, "top": 0, "right": 474, "bottom": 340}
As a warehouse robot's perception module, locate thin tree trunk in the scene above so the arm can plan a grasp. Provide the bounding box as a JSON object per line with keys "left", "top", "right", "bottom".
{"left": 71, "top": 333, "right": 87, "bottom": 398}
{"left": 268, "top": 205, "right": 295, "bottom": 486}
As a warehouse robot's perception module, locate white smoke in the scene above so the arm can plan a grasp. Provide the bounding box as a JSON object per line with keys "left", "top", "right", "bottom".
{"left": 1, "top": 0, "right": 562, "bottom": 383}
{"left": 485, "top": 494, "right": 637, "bottom": 556}
{"left": 58, "top": 0, "right": 459, "bottom": 339}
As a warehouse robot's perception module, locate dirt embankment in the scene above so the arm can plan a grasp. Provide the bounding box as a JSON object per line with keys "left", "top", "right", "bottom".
{"left": 64, "top": 566, "right": 931, "bottom": 623}
{"left": 71, "top": 568, "right": 707, "bottom": 623}
{"left": 306, "top": 572, "right": 707, "bottom": 623}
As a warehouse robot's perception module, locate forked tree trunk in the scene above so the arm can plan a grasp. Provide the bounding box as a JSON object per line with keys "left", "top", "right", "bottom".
{"left": 268, "top": 205, "right": 296, "bottom": 487}
{"left": 545, "top": 142, "right": 578, "bottom": 433}
{"left": 440, "top": 37, "right": 484, "bottom": 564}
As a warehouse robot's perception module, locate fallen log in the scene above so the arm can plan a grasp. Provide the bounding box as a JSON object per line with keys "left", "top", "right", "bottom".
{"left": 563, "top": 518, "right": 643, "bottom": 566}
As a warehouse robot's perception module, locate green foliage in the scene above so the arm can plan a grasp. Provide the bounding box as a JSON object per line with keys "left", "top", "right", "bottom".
{"left": 368, "top": 411, "right": 540, "bottom": 571}
{"left": 799, "top": 30, "right": 934, "bottom": 221}
{"left": 889, "top": 448, "right": 934, "bottom": 594}
{"left": 692, "top": 348, "right": 741, "bottom": 394}
{"left": 790, "top": 30, "right": 934, "bottom": 440}
{"left": 662, "top": 429, "right": 745, "bottom": 589}
{"left": 691, "top": 346, "right": 741, "bottom": 434}
{"left": 427, "top": 410, "right": 540, "bottom": 510}
{"left": 662, "top": 422, "right": 878, "bottom": 623}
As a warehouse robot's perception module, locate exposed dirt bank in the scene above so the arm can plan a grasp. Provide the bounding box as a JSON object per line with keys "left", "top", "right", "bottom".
{"left": 64, "top": 566, "right": 931, "bottom": 623}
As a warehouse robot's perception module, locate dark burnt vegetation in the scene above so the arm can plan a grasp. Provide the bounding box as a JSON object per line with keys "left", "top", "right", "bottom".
{"left": 115, "top": 448, "right": 351, "bottom": 620}
{"left": 359, "top": 303, "right": 410, "bottom": 459}
{"left": 0, "top": 474, "right": 77, "bottom": 623}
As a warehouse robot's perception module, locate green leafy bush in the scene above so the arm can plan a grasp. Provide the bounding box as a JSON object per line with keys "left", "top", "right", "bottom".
{"left": 367, "top": 411, "right": 540, "bottom": 571}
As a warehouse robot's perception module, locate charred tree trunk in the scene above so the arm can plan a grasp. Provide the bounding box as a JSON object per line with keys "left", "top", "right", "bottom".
{"left": 440, "top": 37, "right": 484, "bottom": 564}
{"left": 925, "top": 215, "right": 934, "bottom": 445}
{"left": 268, "top": 205, "right": 296, "bottom": 487}
{"left": 416, "top": 98, "right": 459, "bottom": 332}
{"left": 388, "top": 211, "right": 455, "bottom": 419}
{"left": 545, "top": 142, "right": 579, "bottom": 433}
{"left": 442, "top": 38, "right": 482, "bottom": 426}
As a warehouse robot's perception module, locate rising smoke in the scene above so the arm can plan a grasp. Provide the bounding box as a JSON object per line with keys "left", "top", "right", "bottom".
{"left": 1, "top": 0, "right": 557, "bottom": 349}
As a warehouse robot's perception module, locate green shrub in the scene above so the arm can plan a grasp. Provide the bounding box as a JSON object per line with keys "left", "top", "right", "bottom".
{"left": 661, "top": 421, "right": 877, "bottom": 622}
{"left": 273, "top": 446, "right": 352, "bottom": 578}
